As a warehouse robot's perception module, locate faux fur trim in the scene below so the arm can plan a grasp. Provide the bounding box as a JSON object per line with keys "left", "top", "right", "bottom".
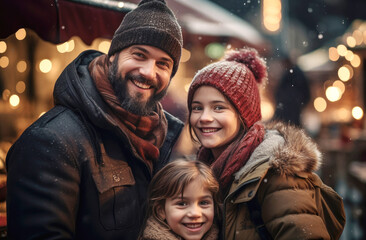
{"left": 140, "top": 217, "right": 219, "bottom": 240}
{"left": 235, "top": 121, "right": 322, "bottom": 179}
{"left": 141, "top": 217, "right": 181, "bottom": 240}
{"left": 266, "top": 121, "right": 322, "bottom": 175}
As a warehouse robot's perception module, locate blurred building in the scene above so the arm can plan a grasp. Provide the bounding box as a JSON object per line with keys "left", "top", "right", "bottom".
{"left": 1, "top": 1, "right": 366, "bottom": 239}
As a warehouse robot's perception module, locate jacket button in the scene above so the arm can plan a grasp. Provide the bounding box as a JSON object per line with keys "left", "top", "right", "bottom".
{"left": 248, "top": 190, "right": 253, "bottom": 197}
{"left": 113, "top": 174, "right": 121, "bottom": 182}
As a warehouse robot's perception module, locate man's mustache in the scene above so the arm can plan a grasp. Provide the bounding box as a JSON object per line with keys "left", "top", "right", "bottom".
{"left": 125, "top": 73, "right": 157, "bottom": 90}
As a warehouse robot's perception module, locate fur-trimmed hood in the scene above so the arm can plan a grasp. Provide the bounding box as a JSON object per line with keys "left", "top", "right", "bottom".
{"left": 235, "top": 121, "right": 322, "bottom": 179}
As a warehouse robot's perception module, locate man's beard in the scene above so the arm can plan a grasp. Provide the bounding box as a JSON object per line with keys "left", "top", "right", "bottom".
{"left": 108, "top": 56, "right": 169, "bottom": 116}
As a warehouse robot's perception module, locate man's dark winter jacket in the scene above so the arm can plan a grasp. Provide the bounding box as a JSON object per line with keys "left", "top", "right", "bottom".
{"left": 6, "top": 50, "right": 184, "bottom": 239}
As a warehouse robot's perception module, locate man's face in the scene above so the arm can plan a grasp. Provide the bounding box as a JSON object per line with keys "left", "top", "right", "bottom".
{"left": 108, "top": 45, "right": 174, "bottom": 115}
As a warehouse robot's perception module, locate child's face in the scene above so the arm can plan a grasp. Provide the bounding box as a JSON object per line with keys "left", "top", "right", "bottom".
{"left": 161, "top": 178, "right": 215, "bottom": 240}
{"left": 190, "top": 85, "right": 241, "bottom": 158}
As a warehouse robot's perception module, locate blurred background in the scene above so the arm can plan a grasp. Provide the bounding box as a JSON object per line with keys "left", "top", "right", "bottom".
{"left": 1, "top": 0, "right": 366, "bottom": 239}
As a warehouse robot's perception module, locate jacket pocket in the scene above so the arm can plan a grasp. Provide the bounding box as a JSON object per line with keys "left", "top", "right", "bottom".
{"left": 92, "top": 160, "right": 138, "bottom": 230}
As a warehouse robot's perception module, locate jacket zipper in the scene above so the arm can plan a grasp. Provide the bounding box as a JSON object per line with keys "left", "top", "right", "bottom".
{"left": 222, "top": 176, "right": 261, "bottom": 240}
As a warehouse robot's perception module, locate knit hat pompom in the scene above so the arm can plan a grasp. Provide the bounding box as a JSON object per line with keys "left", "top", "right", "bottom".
{"left": 188, "top": 47, "right": 268, "bottom": 128}
{"left": 224, "top": 48, "right": 267, "bottom": 84}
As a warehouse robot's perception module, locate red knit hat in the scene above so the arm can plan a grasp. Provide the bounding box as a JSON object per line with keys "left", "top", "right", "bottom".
{"left": 187, "top": 47, "right": 267, "bottom": 128}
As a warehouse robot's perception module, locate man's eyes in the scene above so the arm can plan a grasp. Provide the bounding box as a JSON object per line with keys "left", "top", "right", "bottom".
{"left": 132, "top": 52, "right": 145, "bottom": 58}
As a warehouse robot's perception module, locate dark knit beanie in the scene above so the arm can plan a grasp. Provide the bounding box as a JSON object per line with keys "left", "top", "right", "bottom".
{"left": 108, "top": 0, "right": 183, "bottom": 77}
{"left": 188, "top": 48, "right": 268, "bottom": 128}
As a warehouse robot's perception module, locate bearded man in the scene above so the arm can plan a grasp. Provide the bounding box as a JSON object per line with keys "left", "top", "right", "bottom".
{"left": 6, "top": 0, "right": 184, "bottom": 239}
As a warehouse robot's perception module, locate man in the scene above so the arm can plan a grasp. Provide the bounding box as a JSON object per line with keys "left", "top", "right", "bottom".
{"left": 273, "top": 56, "right": 310, "bottom": 127}
{"left": 6, "top": 0, "right": 184, "bottom": 239}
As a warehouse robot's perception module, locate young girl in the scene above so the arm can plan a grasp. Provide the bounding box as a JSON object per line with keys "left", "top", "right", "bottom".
{"left": 187, "top": 48, "right": 345, "bottom": 239}
{"left": 139, "top": 158, "right": 220, "bottom": 240}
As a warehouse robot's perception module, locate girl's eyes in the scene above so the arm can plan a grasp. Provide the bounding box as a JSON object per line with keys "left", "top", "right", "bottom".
{"left": 214, "top": 105, "right": 224, "bottom": 111}
{"left": 200, "top": 200, "right": 209, "bottom": 205}
{"left": 176, "top": 201, "right": 188, "bottom": 206}
{"left": 191, "top": 105, "right": 225, "bottom": 111}
{"left": 173, "top": 199, "right": 213, "bottom": 208}
{"left": 200, "top": 200, "right": 213, "bottom": 206}
{"left": 191, "top": 105, "right": 202, "bottom": 111}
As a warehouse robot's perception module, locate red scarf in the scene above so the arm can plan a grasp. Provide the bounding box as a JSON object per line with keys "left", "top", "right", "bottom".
{"left": 198, "top": 123, "right": 265, "bottom": 198}
{"left": 89, "top": 55, "right": 168, "bottom": 174}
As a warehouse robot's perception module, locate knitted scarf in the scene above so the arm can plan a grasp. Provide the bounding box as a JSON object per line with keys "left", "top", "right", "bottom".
{"left": 89, "top": 55, "right": 167, "bottom": 174}
{"left": 198, "top": 123, "right": 265, "bottom": 198}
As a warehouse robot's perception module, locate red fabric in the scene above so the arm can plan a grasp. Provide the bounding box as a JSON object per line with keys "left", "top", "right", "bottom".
{"left": 0, "top": 0, "right": 127, "bottom": 45}
{"left": 89, "top": 55, "right": 167, "bottom": 173}
{"left": 0, "top": 214, "right": 6, "bottom": 227}
{"left": 198, "top": 123, "right": 265, "bottom": 197}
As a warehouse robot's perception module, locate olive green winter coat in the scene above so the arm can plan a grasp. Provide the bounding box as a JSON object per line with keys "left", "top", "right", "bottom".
{"left": 222, "top": 122, "right": 345, "bottom": 240}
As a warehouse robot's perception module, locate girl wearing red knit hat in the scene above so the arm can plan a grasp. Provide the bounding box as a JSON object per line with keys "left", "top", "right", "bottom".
{"left": 187, "top": 47, "right": 345, "bottom": 240}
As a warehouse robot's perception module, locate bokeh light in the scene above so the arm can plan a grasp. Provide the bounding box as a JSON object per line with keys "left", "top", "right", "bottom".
{"left": 205, "top": 43, "right": 225, "bottom": 59}
{"left": 2, "top": 89, "right": 11, "bottom": 101}
{"left": 0, "top": 41, "right": 6, "bottom": 53}
{"left": 9, "top": 94, "right": 20, "bottom": 107}
{"left": 333, "top": 80, "right": 345, "bottom": 94}
{"left": 328, "top": 47, "right": 339, "bottom": 61}
{"left": 352, "top": 106, "right": 363, "bottom": 120}
{"left": 336, "top": 44, "right": 347, "bottom": 56}
{"left": 345, "top": 50, "right": 354, "bottom": 61}
{"left": 16, "top": 60, "right": 27, "bottom": 73}
{"left": 353, "top": 29, "right": 363, "bottom": 45}
{"left": 0, "top": 56, "right": 9, "bottom": 68}
{"left": 180, "top": 48, "right": 191, "bottom": 63}
{"left": 98, "top": 41, "right": 111, "bottom": 54}
{"left": 15, "top": 28, "right": 26, "bottom": 40}
{"left": 39, "top": 59, "right": 52, "bottom": 73}
{"left": 325, "top": 86, "right": 341, "bottom": 102}
{"left": 261, "top": 100, "right": 274, "bottom": 121}
{"left": 16, "top": 81, "right": 26, "bottom": 94}
{"left": 314, "top": 97, "right": 327, "bottom": 112}
{"left": 57, "top": 40, "right": 75, "bottom": 53}
{"left": 350, "top": 54, "right": 361, "bottom": 67}
{"left": 338, "top": 65, "right": 353, "bottom": 82}
{"left": 346, "top": 36, "right": 356, "bottom": 47}
{"left": 262, "top": 0, "right": 282, "bottom": 32}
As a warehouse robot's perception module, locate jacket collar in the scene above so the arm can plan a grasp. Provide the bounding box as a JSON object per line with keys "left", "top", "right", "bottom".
{"left": 235, "top": 121, "right": 322, "bottom": 180}
{"left": 227, "top": 121, "right": 322, "bottom": 203}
